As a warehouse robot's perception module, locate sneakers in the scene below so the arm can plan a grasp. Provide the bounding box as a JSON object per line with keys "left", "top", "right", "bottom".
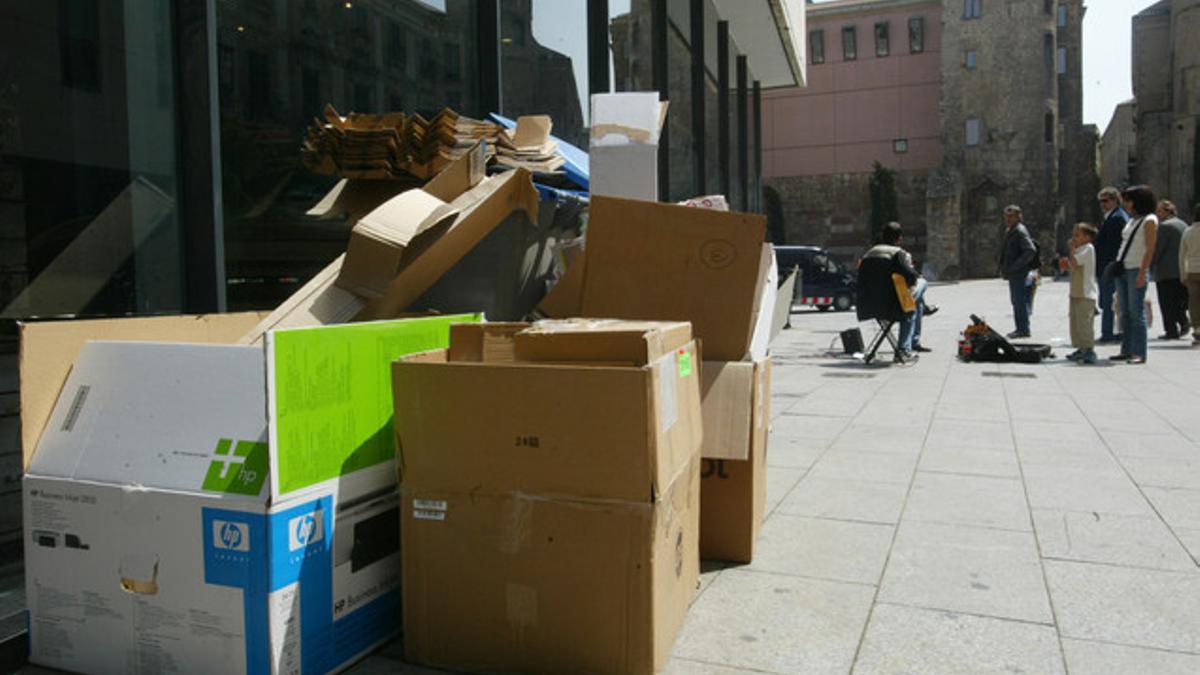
{"left": 1006, "top": 330, "right": 1031, "bottom": 339}
{"left": 1109, "top": 353, "right": 1132, "bottom": 361}
{"left": 923, "top": 304, "right": 940, "bottom": 316}
{"left": 1064, "top": 349, "right": 1081, "bottom": 361}
{"left": 912, "top": 343, "right": 932, "bottom": 353}
{"left": 1080, "top": 351, "right": 1097, "bottom": 365}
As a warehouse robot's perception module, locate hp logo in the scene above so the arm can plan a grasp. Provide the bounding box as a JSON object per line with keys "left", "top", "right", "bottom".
{"left": 288, "top": 511, "right": 324, "bottom": 551}
{"left": 212, "top": 520, "right": 250, "bottom": 552}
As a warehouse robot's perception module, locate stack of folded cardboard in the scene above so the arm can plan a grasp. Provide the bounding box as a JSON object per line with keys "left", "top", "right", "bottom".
{"left": 493, "top": 114, "right": 565, "bottom": 173}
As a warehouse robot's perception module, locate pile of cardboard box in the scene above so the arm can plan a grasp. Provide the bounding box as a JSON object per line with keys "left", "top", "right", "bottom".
{"left": 303, "top": 105, "right": 571, "bottom": 181}
{"left": 19, "top": 92, "right": 781, "bottom": 675}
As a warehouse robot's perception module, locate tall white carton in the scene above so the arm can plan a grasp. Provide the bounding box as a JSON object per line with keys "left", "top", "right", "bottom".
{"left": 23, "top": 315, "right": 479, "bottom": 675}
{"left": 589, "top": 92, "right": 667, "bottom": 202}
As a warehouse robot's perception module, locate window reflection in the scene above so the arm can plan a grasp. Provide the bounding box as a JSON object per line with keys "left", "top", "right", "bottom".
{"left": 501, "top": 0, "right": 588, "bottom": 149}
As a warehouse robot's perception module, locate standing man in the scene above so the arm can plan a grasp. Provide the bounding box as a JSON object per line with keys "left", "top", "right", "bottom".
{"left": 1095, "top": 187, "right": 1130, "bottom": 342}
{"left": 999, "top": 205, "right": 1036, "bottom": 338}
{"left": 1152, "top": 200, "right": 1190, "bottom": 339}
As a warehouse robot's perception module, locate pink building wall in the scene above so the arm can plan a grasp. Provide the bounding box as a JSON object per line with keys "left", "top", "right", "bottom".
{"left": 763, "top": 0, "right": 942, "bottom": 178}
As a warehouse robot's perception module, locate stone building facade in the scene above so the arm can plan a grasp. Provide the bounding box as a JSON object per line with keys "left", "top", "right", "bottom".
{"left": 763, "top": 0, "right": 1097, "bottom": 279}
{"left": 1123, "top": 0, "right": 1200, "bottom": 220}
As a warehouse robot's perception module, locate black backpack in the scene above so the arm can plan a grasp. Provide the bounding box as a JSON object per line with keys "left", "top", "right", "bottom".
{"left": 1028, "top": 238, "right": 1042, "bottom": 271}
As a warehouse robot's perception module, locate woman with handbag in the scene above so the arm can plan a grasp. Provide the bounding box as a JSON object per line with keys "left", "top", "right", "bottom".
{"left": 1107, "top": 185, "right": 1159, "bottom": 364}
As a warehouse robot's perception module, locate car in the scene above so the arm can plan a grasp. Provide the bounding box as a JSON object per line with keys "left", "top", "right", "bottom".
{"left": 774, "top": 245, "right": 857, "bottom": 312}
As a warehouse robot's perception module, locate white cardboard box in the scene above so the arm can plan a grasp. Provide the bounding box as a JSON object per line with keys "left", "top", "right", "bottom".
{"left": 589, "top": 92, "right": 667, "bottom": 202}
{"left": 23, "top": 315, "right": 477, "bottom": 675}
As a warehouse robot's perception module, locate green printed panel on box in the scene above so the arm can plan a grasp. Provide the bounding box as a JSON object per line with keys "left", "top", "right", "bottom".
{"left": 270, "top": 314, "right": 481, "bottom": 495}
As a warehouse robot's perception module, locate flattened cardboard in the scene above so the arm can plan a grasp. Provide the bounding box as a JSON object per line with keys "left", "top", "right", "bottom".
{"left": 699, "top": 361, "right": 754, "bottom": 461}
{"left": 581, "top": 196, "right": 767, "bottom": 361}
{"left": 238, "top": 255, "right": 364, "bottom": 345}
{"left": 535, "top": 253, "right": 585, "bottom": 318}
{"left": 772, "top": 267, "right": 799, "bottom": 340}
{"left": 18, "top": 311, "right": 269, "bottom": 470}
{"left": 513, "top": 319, "right": 692, "bottom": 366}
{"left": 748, "top": 245, "right": 777, "bottom": 362}
{"left": 699, "top": 358, "right": 770, "bottom": 563}
{"left": 400, "top": 464, "right": 699, "bottom": 675}
{"left": 357, "top": 169, "right": 540, "bottom": 320}
{"left": 306, "top": 178, "right": 413, "bottom": 223}
{"left": 336, "top": 190, "right": 461, "bottom": 298}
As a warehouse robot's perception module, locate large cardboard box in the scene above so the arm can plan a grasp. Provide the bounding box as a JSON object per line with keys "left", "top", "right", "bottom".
{"left": 22, "top": 314, "right": 477, "bottom": 675}
{"left": 579, "top": 196, "right": 767, "bottom": 362}
{"left": 391, "top": 321, "right": 703, "bottom": 674}
{"left": 699, "top": 358, "right": 771, "bottom": 563}
{"left": 589, "top": 93, "right": 667, "bottom": 201}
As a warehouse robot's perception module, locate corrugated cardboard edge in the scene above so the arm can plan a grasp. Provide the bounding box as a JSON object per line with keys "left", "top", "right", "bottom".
{"left": 698, "top": 361, "right": 755, "bottom": 461}
{"left": 534, "top": 253, "right": 585, "bottom": 318}
{"left": 237, "top": 255, "right": 363, "bottom": 345}
{"left": 19, "top": 312, "right": 269, "bottom": 470}
{"left": 355, "top": 169, "right": 540, "bottom": 320}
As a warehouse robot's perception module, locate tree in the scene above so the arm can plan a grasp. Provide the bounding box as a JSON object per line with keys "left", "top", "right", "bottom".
{"left": 869, "top": 161, "right": 898, "bottom": 243}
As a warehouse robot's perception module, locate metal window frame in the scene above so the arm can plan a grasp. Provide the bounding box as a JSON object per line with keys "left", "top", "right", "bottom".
{"left": 736, "top": 54, "right": 748, "bottom": 213}
{"left": 718, "top": 20, "right": 731, "bottom": 199}
{"left": 651, "top": 0, "right": 669, "bottom": 201}
{"left": 175, "top": 0, "right": 226, "bottom": 312}
{"left": 690, "top": 0, "right": 706, "bottom": 197}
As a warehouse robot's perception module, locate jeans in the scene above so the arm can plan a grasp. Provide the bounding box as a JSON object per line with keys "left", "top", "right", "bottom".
{"left": 898, "top": 277, "right": 927, "bottom": 350}
{"left": 1115, "top": 268, "right": 1148, "bottom": 358}
{"left": 1008, "top": 276, "right": 1031, "bottom": 333}
{"left": 1097, "top": 275, "right": 1116, "bottom": 339}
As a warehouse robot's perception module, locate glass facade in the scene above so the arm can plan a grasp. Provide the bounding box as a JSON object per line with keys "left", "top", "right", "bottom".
{"left": 213, "top": 0, "right": 483, "bottom": 311}
{"left": 0, "top": 0, "right": 780, "bottom": 570}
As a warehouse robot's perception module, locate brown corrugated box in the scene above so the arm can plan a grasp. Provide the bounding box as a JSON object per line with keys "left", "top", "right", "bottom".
{"left": 698, "top": 357, "right": 771, "bottom": 563}
{"left": 391, "top": 321, "right": 703, "bottom": 674}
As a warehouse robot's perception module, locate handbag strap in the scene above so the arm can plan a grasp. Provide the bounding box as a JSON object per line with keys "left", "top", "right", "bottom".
{"left": 1116, "top": 216, "right": 1145, "bottom": 265}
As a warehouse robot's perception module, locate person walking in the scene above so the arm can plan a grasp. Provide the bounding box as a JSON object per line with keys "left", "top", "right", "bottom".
{"left": 1152, "top": 200, "right": 1190, "bottom": 339}
{"left": 998, "top": 205, "right": 1036, "bottom": 338}
{"left": 1181, "top": 207, "right": 1200, "bottom": 344}
{"left": 1095, "top": 187, "right": 1130, "bottom": 343}
{"left": 1109, "top": 185, "right": 1159, "bottom": 364}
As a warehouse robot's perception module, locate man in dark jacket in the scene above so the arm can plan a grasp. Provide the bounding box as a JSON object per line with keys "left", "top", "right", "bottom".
{"left": 1152, "top": 200, "right": 1191, "bottom": 339}
{"left": 998, "top": 204, "right": 1036, "bottom": 338}
{"left": 857, "top": 222, "right": 926, "bottom": 358}
{"left": 1095, "top": 186, "right": 1130, "bottom": 342}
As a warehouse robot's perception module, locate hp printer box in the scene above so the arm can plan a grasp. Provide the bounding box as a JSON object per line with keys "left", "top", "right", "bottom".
{"left": 22, "top": 315, "right": 477, "bottom": 675}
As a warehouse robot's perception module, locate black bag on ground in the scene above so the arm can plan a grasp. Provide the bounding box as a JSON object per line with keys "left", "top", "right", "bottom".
{"left": 958, "top": 315, "right": 1053, "bottom": 363}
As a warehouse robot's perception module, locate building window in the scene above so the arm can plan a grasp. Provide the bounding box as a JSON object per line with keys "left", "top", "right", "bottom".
{"left": 965, "top": 49, "right": 977, "bottom": 69}
{"left": 875, "top": 22, "right": 889, "bottom": 57}
{"left": 810, "top": 29, "right": 825, "bottom": 64}
{"left": 1044, "top": 0, "right": 1053, "bottom": 14}
{"left": 59, "top": 0, "right": 102, "bottom": 91}
{"left": 966, "top": 118, "right": 982, "bottom": 146}
{"left": 1044, "top": 33, "right": 1054, "bottom": 69}
{"left": 443, "top": 42, "right": 460, "bottom": 80}
{"left": 1044, "top": 112, "right": 1055, "bottom": 142}
{"left": 843, "top": 26, "right": 857, "bottom": 61}
{"left": 1057, "top": 3, "right": 1068, "bottom": 26}
{"left": 387, "top": 22, "right": 407, "bottom": 70}
{"left": 1057, "top": 46, "right": 1067, "bottom": 74}
{"left": 908, "top": 17, "right": 924, "bottom": 53}
{"left": 964, "top": 0, "right": 982, "bottom": 20}
{"left": 894, "top": 139, "right": 908, "bottom": 154}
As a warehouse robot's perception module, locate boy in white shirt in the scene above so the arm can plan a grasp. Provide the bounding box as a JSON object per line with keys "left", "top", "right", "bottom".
{"left": 1066, "top": 222, "right": 1099, "bottom": 364}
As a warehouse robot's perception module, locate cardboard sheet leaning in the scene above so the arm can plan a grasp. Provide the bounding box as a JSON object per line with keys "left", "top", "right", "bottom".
{"left": 21, "top": 314, "right": 478, "bottom": 675}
